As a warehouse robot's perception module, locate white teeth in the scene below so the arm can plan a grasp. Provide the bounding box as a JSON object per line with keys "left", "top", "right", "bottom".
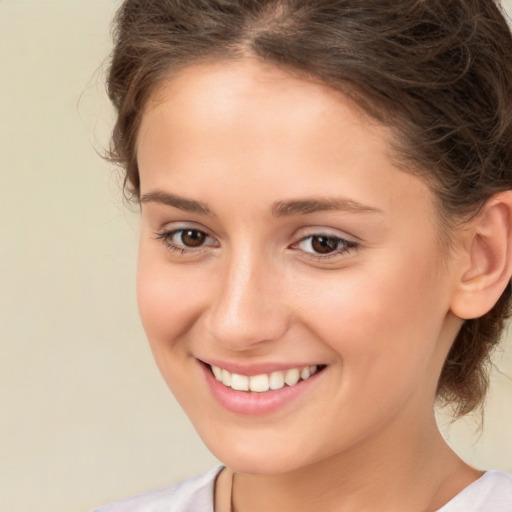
{"left": 284, "top": 368, "right": 300, "bottom": 386}
{"left": 231, "top": 373, "right": 249, "bottom": 391}
{"left": 212, "top": 366, "right": 223, "bottom": 381}
{"left": 222, "top": 369, "right": 232, "bottom": 386}
{"left": 210, "top": 364, "right": 320, "bottom": 393}
{"left": 249, "top": 374, "right": 270, "bottom": 393}
{"left": 269, "top": 371, "right": 285, "bottom": 390}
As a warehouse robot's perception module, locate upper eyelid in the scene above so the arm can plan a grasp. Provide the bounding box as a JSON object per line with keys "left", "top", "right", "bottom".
{"left": 156, "top": 221, "right": 219, "bottom": 238}
{"left": 154, "top": 223, "right": 359, "bottom": 247}
{"left": 157, "top": 219, "right": 213, "bottom": 232}
{"left": 162, "top": 227, "right": 217, "bottom": 242}
{"left": 154, "top": 219, "right": 356, "bottom": 237}
{"left": 294, "top": 227, "right": 359, "bottom": 244}
{"left": 293, "top": 233, "right": 358, "bottom": 248}
{"left": 298, "top": 232, "right": 349, "bottom": 241}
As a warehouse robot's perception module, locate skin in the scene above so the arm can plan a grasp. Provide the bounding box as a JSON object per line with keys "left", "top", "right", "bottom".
{"left": 135, "top": 58, "right": 486, "bottom": 511}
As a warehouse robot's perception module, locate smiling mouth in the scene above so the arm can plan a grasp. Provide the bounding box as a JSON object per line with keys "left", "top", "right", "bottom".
{"left": 209, "top": 364, "right": 325, "bottom": 393}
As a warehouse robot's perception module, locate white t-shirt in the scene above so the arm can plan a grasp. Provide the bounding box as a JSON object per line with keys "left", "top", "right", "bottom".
{"left": 94, "top": 467, "right": 512, "bottom": 512}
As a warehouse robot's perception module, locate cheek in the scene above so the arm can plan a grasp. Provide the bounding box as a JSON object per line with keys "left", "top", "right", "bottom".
{"left": 136, "top": 250, "right": 205, "bottom": 349}
{"left": 135, "top": 252, "right": 210, "bottom": 403}
{"left": 299, "top": 250, "right": 448, "bottom": 385}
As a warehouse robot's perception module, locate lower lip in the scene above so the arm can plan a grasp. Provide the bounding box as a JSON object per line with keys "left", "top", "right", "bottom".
{"left": 200, "top": 362, "right": 323, "bottom": 416}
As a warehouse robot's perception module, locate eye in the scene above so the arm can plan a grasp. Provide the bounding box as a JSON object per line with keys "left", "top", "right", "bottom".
{"left": 175, "top": 229, "right": 207, "bottom": 247}
{"left": 155, "top": 228, "right": 218, "bottom": 253}
{"left": 295, "top": 234, "right": 357, "bottom": 257}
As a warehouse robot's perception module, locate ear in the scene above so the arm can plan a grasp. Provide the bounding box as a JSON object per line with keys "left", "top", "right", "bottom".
{"left": 450, "top": 191, "right": 512, "bottom": 320}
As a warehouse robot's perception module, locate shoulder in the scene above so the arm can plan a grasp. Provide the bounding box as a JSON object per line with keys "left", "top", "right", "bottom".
{"left": 438, "top": 471, "right": 512, "bottom": 512}
{"left": 93, "top": 466, "right": 223, "bottom": 512}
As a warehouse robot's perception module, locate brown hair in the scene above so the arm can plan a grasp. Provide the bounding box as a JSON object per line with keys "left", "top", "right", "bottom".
{"left": 106, "top": 0, "right": 512, "bottom": 416}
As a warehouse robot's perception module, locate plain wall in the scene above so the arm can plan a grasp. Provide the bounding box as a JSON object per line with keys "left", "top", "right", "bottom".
{"left": 0, "top": 1, "right": 511, "bottom": 511}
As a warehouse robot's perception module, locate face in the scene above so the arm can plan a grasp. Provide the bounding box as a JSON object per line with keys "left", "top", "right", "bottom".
{"left": 136, "top": 59, "right": 463, "bottom": 475}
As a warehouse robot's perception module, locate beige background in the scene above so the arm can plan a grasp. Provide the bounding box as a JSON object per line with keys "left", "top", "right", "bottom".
{"left": 1, "top": 1, "right": 511, "bottom": 511}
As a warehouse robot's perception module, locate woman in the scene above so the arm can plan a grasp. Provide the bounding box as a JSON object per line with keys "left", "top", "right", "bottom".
{"left": 97, "top": 1, "right": 512, "bottom": 510}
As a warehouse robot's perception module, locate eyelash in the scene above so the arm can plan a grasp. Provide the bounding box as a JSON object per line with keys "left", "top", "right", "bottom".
{"left": 154, "top": 228, "right": 358, "bottom": 260}
{"left": 154, "top": 228, "right": 218, "bottom": 254}
{"left": 293, "top": 234, "right": 358, "bottom": 260}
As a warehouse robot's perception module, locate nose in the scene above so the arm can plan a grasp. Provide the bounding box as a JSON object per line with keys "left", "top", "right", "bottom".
{"left": 204, "top": 248, "right": 289, "bottom": 351}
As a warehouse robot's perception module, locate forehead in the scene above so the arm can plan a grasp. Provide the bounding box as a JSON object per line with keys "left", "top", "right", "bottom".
{"left": 140, "top": 57, "right": 387, "bottom": 151}
{"left": 139, "top": 60, "right": 392, "bottom": 168}
{"left": 136, "top": 58, "right": 437, "bottom": 225}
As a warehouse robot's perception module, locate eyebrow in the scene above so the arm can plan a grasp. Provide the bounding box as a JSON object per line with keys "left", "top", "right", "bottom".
{"left": 140, "top": 190, "right": 381, "bottom": 217}
{"left": 271, "top": 198, "right": 382, "bottom": 217}
{"left": 140, "top": 190, "right": 214, "bottom": 216}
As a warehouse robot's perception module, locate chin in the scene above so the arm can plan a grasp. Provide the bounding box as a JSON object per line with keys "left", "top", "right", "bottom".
{"left": 217, "top": 451, "right": 301, "bottom": 475}
{"left": 199, "top": 429, "right": 315, "bottom": 475}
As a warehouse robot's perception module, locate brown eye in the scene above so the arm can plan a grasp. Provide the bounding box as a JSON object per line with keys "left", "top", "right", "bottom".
{"left": 294, "top": 233, "right": 357, "bottom": 259}
{"left": 155, "top": 227, "right": 218, "bottom": 254}
{"left": 180, "top": 229, "right": 206, "bottom": 247}
{"left": 310, "top": 235, "right": 339, "bottom": 254}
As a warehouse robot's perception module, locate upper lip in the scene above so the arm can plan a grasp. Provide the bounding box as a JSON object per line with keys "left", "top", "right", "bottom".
{"left": 198, "top": 358, "right": 323, "bottom": 376}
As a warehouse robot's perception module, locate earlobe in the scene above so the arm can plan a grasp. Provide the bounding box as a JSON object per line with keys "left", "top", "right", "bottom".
{"left": 450, "top": 191, "right": 512, "bottom": 320}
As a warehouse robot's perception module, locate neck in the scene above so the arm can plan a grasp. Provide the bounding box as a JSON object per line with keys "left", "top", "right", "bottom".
{"left": 226, "top": 413, "right": 480, "bottom": 512}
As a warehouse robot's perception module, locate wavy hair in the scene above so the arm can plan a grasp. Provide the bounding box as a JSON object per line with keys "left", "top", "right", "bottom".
{"left": 106, "top": 0, "right": 512, "bottom": 416}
